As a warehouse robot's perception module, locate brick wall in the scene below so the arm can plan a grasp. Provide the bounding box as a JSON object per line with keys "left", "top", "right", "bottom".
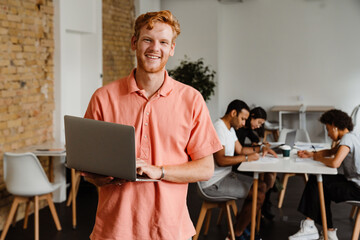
{"left": 102, "top": 0, "right": 135, "bottom": 85}
{"left": 0, "top": 0, "right": 135, "bottom": 230}
{"left": 0, "top": 0, "right": 55, "bottom": 228}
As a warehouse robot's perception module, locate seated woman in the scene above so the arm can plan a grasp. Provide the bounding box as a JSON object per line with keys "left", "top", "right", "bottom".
{"left": 235, "top": 107, "right": 277, "bottom": 220}
{"left": 235, "top": 106, "right": 266, "bottom": 146}
{"left": 289, "top": 109, "right": 360, "bottom": 240}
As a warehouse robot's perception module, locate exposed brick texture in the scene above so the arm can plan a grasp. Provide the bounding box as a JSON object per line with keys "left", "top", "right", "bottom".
{"left": 0, "top": 0, "right": 55, "bottom": 229}
{"left": 0, "top": 0, "right": 135, "bottom": 230}
{"left": 102, "top": 0, "right": 135, "bottom": 85}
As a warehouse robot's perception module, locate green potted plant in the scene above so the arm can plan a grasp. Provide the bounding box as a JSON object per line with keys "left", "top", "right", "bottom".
{"left": 168, "top": 56, "right": 216, "bottom": 102}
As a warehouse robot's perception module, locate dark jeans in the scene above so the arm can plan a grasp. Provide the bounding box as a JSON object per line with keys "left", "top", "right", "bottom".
{"left": 298, "top": 174, "right": 360, "bottom": 228}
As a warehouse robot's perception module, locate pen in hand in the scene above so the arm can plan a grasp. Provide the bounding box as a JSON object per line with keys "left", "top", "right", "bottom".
{"left": 311, "top": 145, "right": 317, "bottom": 153}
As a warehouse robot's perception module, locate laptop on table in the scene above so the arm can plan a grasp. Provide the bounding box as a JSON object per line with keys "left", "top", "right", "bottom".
{"left": 271, "top": 130, "right": 296, "bottom": 154}
{"left": 64, "top": 115, "right": 158, "bottom": 182}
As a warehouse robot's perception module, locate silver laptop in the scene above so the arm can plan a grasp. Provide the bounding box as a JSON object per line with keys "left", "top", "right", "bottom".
{"left": 272, "top": 130, "right": 296, "bottom": 153}
{"left": 284, "top": 130, "right": 296, "bottom": 148}
{"left": 64, "top": 115, "right": 158, "bottom": 182}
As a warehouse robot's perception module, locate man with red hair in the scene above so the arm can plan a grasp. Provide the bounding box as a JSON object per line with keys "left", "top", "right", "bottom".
{"left": 82, "top": 10, "right": 222, "bottom": 240}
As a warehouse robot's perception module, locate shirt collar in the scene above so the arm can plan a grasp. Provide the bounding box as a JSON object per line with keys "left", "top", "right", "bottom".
{"left": 127, "top": 68, "right": 173, "bottom": 97}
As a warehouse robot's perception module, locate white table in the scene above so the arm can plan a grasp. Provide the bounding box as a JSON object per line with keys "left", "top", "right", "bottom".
{"left": 238, "top": 151, "right": 337, "bottom": 240}
{"left": 13, "top": 141, "right": 66, "bottom": 203}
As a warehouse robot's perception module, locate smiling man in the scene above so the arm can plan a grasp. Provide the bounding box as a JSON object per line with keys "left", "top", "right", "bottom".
{"left": 82, "top": 10, "right": 222, "bottom": 240}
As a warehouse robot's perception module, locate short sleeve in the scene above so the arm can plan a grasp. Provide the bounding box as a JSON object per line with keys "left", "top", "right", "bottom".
{"left": 340, "top": 133, "right": 354, "bottom": 153}
{"left": 185, "top": 94, "right": 222, "bottom": 161}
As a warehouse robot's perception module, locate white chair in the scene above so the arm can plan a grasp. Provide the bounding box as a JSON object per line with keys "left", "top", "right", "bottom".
{"left": 351, "top": 104, "right": 360, "bottom": 133}
{"left": 277, "top": 129, "right": 311, "bottom": 208}
{"left": 1, "top": 152, "right": 62, "bottom": 240}
{"left": 347, "top": 200, "right": 360, "bottom": 240}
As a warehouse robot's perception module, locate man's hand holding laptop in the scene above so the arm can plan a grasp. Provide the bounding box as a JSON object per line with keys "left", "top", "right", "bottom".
{"left": 136, "top": 159, "right": 163, "bottom": 180}
{"left": 81, "top": 172, "right": 128, "bottom": 187}
{"left": 80, "top": 158, "right": 162, "bottom": 187}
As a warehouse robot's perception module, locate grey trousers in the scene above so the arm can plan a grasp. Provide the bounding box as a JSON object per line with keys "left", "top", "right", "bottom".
{"left": 202, "top": 172, "right": 253, "bottom": 199}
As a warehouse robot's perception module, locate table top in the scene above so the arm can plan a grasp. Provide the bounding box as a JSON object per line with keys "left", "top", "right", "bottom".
{"left": 305, "top": 105, "right": 335, "bottom": 112}
{"left": 271, "top": 105, "right": 302, "bottom": 112}
{"left": 238, "top": 151, "right": 337, "bottom": 175}
{"left": 271, "top": 105, "right": 335, "bottom": 112}
{"left": 12, "top": 141, "right": 66, "bottom": 157}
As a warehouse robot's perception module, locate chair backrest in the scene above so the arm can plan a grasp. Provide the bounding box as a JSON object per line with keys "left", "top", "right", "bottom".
{"left": 351, "top": 105, "right": 360, "bottom": 133}
{"left": 278, "top": 128, "right": 294, "bottom": 143}
{"left": 264, "top": 121, "right": 279, "bottom": 130}
{"left": 278, "top": 128, "right": 311, "bottom": 143}
{"left": 295, "top": 129, "right": 311, "bottom": 143}
{"left": 3, "top": 152, "right": 58, "bottom": 196}
{"left": 346, "top": 200, "right": 360, "bottom": 207}
{"left": 196, "top": 182, "right": 237, "bottom": 202}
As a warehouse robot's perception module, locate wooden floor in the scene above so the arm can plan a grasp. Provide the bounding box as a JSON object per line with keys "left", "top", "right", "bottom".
{"left": 1, "top": 174, "right": 355, "bottom": 240}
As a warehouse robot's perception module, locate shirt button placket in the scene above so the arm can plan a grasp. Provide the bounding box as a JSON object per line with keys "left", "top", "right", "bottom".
{"left": 141, "top": 105, "right": 150, "bottom": 159}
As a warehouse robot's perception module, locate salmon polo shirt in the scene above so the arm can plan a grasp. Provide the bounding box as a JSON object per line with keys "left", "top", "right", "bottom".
{"left": 84, "top": 69, "right": 222, "bottom": 240}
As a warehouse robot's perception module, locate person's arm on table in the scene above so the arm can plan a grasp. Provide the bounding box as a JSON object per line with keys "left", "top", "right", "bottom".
{"left": 136, "top": 154, "right": 214, "bottom": 183}
{"left": 215, "top": 142, "right": 260, "bottom": 167}
{"left": 313, "top": 145, "right": 349, "bottom": 168}
{"left": 240, "top": 143, "right": 278, "bottom": 158}
{"left": 297, "top": 146, "right": 338, "bottom": 159}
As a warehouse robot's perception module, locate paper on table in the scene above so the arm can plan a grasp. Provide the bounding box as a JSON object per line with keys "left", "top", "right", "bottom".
{"left": 293, "top": 142, "right": 328, "bottom": 151}
{"left": 257, "top": 155, "right": 279, "bottom": 163}
{"left": 295, "top": 157, "right": 325, "bottom": 166}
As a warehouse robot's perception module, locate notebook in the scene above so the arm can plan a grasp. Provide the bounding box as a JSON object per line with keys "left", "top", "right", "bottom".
{"left": 64, "top": 115, "right": 158, "bottom": 182}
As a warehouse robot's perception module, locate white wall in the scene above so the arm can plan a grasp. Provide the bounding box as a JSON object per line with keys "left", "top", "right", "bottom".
{"left": 162, "top": 0, "right": 220, "bottom": 120}
{"left": 134, "top": 0, "right": 161, "bottom": 17}
{"left": 54, "top": 0, "right": 102, "bottom": 144}
{"left": 161, "top": 0, "right": 360, "bottom": 142}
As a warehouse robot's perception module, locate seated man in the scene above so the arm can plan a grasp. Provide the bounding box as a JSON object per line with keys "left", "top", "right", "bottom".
{"left": 200, "top": 99, "right": 277, "bottom": 240}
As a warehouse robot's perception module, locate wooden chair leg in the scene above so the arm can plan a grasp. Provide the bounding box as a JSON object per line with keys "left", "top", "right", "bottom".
{"left": 273, "top": 130, "right": 279, "bottom": 142}
{"left": 216, "top": 201, "right": 238, "bottom": 227}
{"left": 352, "top": 208, "right": 360, "bottom": 240}
{"left": 45, "top": 193, "right": 62, "bottom": 231}
{"left": 225, "top": 202, "right": 235, "bottom": 240}
{"left": 350, "top": 206, "right": 358, "bottom": 220}
{"left": 34, "top": 196, "right": 39, "bottom": 240}
{"left": 217, "top": 207, "right": 224, "bottom": 225}
{"left": 203, "top": 209, "right": 212, "bottom": 235}
{"left": 23, "top": 200, "right": 31, "bottom": 229}
{"left": 11, "top": 205, "right": 18, "bottom": 227}
{"left": 66, "top": 170, "right": 81, "bottom": 206}
{"left": 71, "top": 168, "right": 77, "bottom": 229}
{"left": 256, "top": 208, "right": 261, "bottom": 233}
{"left": 278, "top": 173, "right": 295, "bottom": 208}
{"left": 0, "top": 197, "right": 23, "bottom": 240}
{"left": 193, "top": 202, "right": 210, "bottom": 240}
{"left": 230, "top": 200, "right": 237, "bottom": 217}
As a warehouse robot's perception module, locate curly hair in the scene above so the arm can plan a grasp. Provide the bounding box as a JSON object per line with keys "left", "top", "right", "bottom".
{"left": 133, "top": 10, "right": 181, "bottom": 43}
{"left": 320, "top": 109, "right": 353, "bottom": 131}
